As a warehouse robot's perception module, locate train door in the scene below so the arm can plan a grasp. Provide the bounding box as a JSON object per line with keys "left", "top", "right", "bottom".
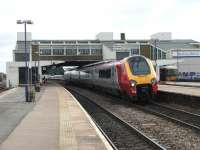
{"left": 111, "top": 65, "right": 118, "bottom": 89}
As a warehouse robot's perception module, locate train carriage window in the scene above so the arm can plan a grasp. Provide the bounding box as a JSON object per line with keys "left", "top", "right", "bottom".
{"left": 99, "top": 69, "right": 111, "bottom": 78}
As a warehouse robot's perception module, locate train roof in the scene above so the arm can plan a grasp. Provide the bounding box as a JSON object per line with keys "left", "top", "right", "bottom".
{"left": 78, "top": 55, "right": 148, "bottom": 69}
{"left": 125, "top": 55, "right": 148, "bottom": 61}
{"left": 78, "top": 60, "right": 117, "bottom": 69}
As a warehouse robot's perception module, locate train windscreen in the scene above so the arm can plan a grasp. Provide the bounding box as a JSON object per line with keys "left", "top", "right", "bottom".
{"left": 128, "top": 57, "right": 150, "bottom": 75}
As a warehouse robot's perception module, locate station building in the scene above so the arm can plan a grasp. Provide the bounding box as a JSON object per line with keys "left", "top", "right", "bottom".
{"left": 6, "top": 32, "right": 200, "bottom": 87}
{"left": 155, "top": 38, "right": 200, "bottom": 80}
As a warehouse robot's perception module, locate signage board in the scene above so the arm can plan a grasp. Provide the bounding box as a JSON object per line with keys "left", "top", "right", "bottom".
{"left": 172, "top": 50, "right": 200, "bottom": 57}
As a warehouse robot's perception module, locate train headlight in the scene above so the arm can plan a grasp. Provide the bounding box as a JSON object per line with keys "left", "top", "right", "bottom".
{"left": 130, "top": 80, "right": 137, "bottom": 87}
{"left": 151, "top": 78, "right": 157, "bottom": 85}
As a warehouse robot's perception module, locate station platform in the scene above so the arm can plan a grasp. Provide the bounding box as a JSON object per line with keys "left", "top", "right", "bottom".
{"left": 158, "top": 84, "right": 200, "bottom": 97}
{"left": 0, "top": 83, "right": 112, "bottom": 150}
{"left": 0, "top": 86, "right": 45, "bottom": 145}
{"left": 160, "top": 81, "right": 200, "bottom": 88}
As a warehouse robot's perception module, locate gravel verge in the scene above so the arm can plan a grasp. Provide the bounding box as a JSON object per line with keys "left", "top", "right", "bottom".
{"left": 155, "top": 101, "right": 200, "bottom": 115}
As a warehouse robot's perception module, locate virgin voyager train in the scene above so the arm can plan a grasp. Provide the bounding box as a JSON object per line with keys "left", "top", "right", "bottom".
{"left": 64, "top": 55, "right": 158, "bottom": 101}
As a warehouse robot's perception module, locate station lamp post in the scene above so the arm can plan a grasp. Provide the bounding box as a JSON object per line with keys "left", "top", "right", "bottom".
{"left": 34, "top": 51, "right": 41, "bottom": 85}
{"left": 154, "top": 39, "right": 158, "bottom": 67}
{"left": 17, "top": 20, "right": 33, "bottom": 102}
{"left": 151, "top": 39, "right": 159, "bottom": 81}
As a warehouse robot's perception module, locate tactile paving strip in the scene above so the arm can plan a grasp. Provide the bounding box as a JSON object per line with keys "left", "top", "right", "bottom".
{"left": 58, "top": 88, "right": 78, "bottom": 150}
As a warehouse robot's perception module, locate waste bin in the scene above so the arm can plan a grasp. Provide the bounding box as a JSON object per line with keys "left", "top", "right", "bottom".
{"left": 28, "top": 87, "right": 35, "bottom": 102}
{"left": 35, "top": 83, "right": 40, "bottom": 92}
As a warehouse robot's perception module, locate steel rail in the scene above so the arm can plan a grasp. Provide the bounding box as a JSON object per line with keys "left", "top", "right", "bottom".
{"left": 66, "top": 86, "right": 166, "bottom": 150}
{"left": 151, "top": 101, "right": 200, "bottom": 118}
{"left": 134, "top": 101, "right": 200, "bottom": 131}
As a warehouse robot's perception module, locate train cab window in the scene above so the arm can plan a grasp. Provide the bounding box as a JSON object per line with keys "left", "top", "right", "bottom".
{"left": 128, "top": 57, "right": 150, "bottom": 75}
{"left": 99, "top": 69, "right": 111, "bottom": 78}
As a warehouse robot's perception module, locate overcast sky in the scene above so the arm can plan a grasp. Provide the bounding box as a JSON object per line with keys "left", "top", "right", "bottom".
{"left": 0, "top": 0, "right": 200, "bottom": 73}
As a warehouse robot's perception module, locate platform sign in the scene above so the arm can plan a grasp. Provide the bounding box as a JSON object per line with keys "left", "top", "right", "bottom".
{"left": 179, "top": 72, "right": 200, "bottom": 79}
{"left": 172, "top": 50, "right": 200, "bottom": 57}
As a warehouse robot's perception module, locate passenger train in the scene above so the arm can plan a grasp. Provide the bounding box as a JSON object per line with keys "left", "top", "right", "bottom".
{"left": 160, "top": 66, "right": 178, "bottom": 81}
{"left": 64, "top": 55, "right": 158, "bottom": 101}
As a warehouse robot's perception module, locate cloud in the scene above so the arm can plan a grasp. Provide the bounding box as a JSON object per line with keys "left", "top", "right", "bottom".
{"left": 1, "top": 0, "right": 200, "bottom": 73}
{"left": 0, "top": 33, "right": 15, "bottom": 72}
{"left": 1, "top": 0, "right": 200, "bottom": 39}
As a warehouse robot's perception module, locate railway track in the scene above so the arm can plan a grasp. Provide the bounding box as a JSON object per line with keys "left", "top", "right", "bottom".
{"left": 66, "top": 87, "right": 165, "bottom": 150}
{"left": 136, "top": 101, "right": 200, "bottom": 131}
{"left": 66, "top": 84, "right": 200, "bottom": 132}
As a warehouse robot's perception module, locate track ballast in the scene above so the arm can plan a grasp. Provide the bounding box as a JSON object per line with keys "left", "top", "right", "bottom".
{"left": 67, "top": 87, "right": 165, "bottom": 150}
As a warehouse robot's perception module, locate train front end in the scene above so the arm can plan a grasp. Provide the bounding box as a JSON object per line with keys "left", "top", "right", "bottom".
{"left": 124, "top": 56, "right": 158, "bottom": 100}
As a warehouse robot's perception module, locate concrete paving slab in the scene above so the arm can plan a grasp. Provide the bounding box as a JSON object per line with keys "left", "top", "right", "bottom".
{"left": 0, "top": 83, "right": 112, "bottom": 150}
{"left": 0, "top": 84, "right": 58, "bottom": 150}
{"left": 159, "top": 84, "right": 200, "bottom": 97}
{"left": 0, "top": 86, "right": 44, "bottom": 144}
{"left": 58, "top": 86, "right": 112, "bottom": 150}
{"left": 161, "top": 81, "right": 200, "bottom": 88}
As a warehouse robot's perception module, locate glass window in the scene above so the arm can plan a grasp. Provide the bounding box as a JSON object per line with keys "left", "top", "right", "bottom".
{"left": 99, "top": 69, "right": 111, "bottom": 78}
{"left": 65, "top": 41, "right": 76, "bottom": 44}
{"left": 40, "top": 41, "right": 51, "bottom": 44}
{"left": 17, "top": 42, "right": 31, "bottom": 51}
{"left": 128, "top": 57, "right": 150, "bottom": 75}
{"left": 66, "top": 49, "right": 77, "bottom": 55}
{"left": 90, "top": 40, "right": 100, "bottom": 43}
{"left": 91, "top": 49, "right": 102, "bottom": 55}
{"left": 78, "top": 41, "right": 88, "bottom": 44}
{"left": 158, "top": 50, "right": 162, "bottom": 59}
{"left": 162, "top": 52, "right": 166, "bottom": 59}
{"left": 79, "top": 49, "right": 90, "bottom": 55}
{"left": 131, "top": 49, "right": 139, "bottom": 55}
{"left": 17, "top": 44, "right": 25, "bottom": 49}
{"left": 52, "top": 41, "right": 64, "bottom": 44}
{"left": 167, "top": 69, "right": 178, "bottom": 76}
{"left": 53, "top": 49, "right": 64, "bottom": 55}
{"left": 40, "top": 49, "right": 51, "bottom": 55}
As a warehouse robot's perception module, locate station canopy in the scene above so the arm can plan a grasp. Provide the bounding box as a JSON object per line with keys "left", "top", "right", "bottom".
{"left": 42, "top": 60, "right": 99, "bottom": 75}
